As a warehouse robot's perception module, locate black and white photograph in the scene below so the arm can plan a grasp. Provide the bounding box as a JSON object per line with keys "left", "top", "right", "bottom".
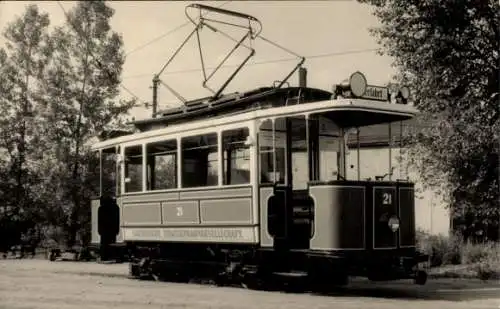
{"left": 0, "top": 0, "right": 498, "bottom": 308}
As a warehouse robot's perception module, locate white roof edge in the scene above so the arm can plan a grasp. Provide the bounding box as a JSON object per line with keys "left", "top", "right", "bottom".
{"left": 90, "top": 98, "right": 418, "bottom": 151}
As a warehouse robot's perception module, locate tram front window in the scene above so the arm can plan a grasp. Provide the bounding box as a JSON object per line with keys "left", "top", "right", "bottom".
{"left": 259, "top": 119, "right": 286, "bottom": 184}
{"left": 258, "top": 115, "right": 345, "bottom": 187}
{"left": 310, "top": 115, "right": 341, "bottom": 182}
{"left": 290, "top": 116, "right": 308, "bottom": 190}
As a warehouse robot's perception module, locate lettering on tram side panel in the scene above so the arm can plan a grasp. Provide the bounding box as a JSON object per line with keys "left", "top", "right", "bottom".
{"left": 124, "top": 227, "right": 256, "bottom": 243}
{"left": 129, "top": 229, "right": 162, "bottom": 239}
{"left": 164, "top": 228, "right": 243, "bottom": 239}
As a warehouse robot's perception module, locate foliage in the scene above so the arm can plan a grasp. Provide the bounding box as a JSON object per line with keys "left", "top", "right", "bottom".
{"left": 461, "top": 240, "right": 500, "bottom": 264}
{"left": 475, "top": 253, "right": 500, "bottom": 280}
{"left": 359, "top": 0, "right": 500, "bottom": 238}
{"left": 416, "top": 228, "right": 462, "bottom": 266}
{"left": 38, "top": 0, "right": 135, "bottom": 246}
{"left": 417, "top": 228, "right": 500, "bottom": 280}
{"left": 0, "top": 1, "right": 134, "bottom": 249}
{"left": 0, "top": 5, "right": 53, "bottom": 248}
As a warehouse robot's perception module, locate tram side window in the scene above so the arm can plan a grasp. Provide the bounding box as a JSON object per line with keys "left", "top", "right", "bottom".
{"left": 181, "top": 133, "right": 218, "bottom": 188}
{"left": 124, "top": 145, "right": 143, "bottom": 193}
{"left": 222, "top": 128, "right": 250, "bottom": 185}
{"left": 101, "top": 147, "right": 118, "bottom": 196}
{"left": 258, "top": 119, "right": 286, "bottom": 184}
{"left": 146, "top": 139, "right": 177, "bottom": 190}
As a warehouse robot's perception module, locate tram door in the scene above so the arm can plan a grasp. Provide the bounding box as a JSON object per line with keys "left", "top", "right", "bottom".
{"left": 97, "top": 147, "right": 121, "bottom": 259}
{"left": 259, "top": 116, "right": 313, "bottom": 251}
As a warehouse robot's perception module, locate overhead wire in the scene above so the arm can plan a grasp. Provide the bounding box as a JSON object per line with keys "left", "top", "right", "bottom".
{"left": 123, "top": 48, "right": 381, "bottom": 79}
{"left": 124, "top": 23, "right": 191, "bottom": 57}
{"left": 56, "top": 2, "right": 382, "bottom": 111}
{"left": 128, "top": 48, "right": 382, "bottom": 110}
{"left": 124, "top": 1, "right": 232, "bottom": 57}
{"left": 57, "top": 1, "right": 233, "bottom": 105}
{"left": 126, "top": 48, "right": 381, "bottom": 109}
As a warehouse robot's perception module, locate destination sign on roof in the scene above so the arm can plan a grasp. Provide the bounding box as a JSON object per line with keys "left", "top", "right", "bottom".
{"left": 362, "top": 85, "right": 388, "bottom": 101}
{"left": 334, "top": 72, "right": 393, "bottom": 102}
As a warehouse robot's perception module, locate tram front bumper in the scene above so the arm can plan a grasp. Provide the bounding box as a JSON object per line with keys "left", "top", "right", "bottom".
{"left": 366, "top": 253, "right": 429, "bottom": 284}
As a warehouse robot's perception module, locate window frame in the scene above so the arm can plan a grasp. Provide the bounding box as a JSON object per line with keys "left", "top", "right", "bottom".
{"left": 180, "top": 132, "right": 219, "bottom": 189}
{"left": 146, "top": 138, "right": 178, "bottom": 191}
{"left": 123, "top": 144, "right": 144, "bottom": 194}
{"left": 98, "top": 146, "right": 121, "bottom": 197}
{"left": 256, "top": 113, "right": 345, "bottom": 187}
{"left": 221, "top": 127, "right": 251, "bottom": 186}
{"left": 117, "top": 121, "right": 254, "bottom": 195}
{"left": 257, "top": 117, "right": 288, "bottom": 185}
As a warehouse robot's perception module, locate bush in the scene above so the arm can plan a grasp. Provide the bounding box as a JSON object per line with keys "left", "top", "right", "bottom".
{"left": 461, "top": 241, "right": 500, "bottom": 264}
{"left": 416, "top": 229, "right": 462, "bottom": 267}
{"left": 465, "top": 242, "right": 500, "bottom": 280}
{"left": 418, "top": 228, "right": 500, "bottom": 280}
{"left": 475, "top": 262, "right": 500, "bottom": 280}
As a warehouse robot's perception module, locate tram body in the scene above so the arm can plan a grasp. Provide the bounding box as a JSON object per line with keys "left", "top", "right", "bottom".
{"left": 90, "top": 84, "right": 428, "bottom": 287}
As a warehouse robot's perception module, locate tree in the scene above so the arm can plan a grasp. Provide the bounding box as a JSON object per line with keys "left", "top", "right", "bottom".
{"left": 359, "top": 0, "right": 499, "bottom": 239}
{"left": 40, "top": 0, "right": 135, "bottom": 247}
{"left": 0, "top": 4, "right": 53, "bottom": 244}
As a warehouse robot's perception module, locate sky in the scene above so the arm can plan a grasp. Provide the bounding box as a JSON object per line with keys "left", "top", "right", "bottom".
{"left": 0, "top": 0, "right": 396, "bottom": 121}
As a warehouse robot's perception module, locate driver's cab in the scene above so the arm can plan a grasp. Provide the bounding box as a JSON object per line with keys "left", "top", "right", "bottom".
{"left": 257, "top": 71, "right": 417, "bottom": 254}
{"left": 258, "top": 114, "right": 345, "bottom": 251}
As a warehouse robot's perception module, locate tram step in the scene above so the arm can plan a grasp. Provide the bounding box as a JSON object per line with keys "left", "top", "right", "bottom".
{"left": 272, "top": 271, "right": 308, "bottom": 278}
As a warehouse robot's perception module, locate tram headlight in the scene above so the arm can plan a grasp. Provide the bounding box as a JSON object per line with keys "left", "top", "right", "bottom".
{"left": 349, "top": 71, "right": 367, "bottom": 97}
{"left": 388, "top": 216, "right": 400, "bottom": 232}
{"left": 331, "top": 71, "right": 368, "bottom": 99}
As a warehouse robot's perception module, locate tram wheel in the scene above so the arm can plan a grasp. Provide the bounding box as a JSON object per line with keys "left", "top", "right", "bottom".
{"left": 414, "top": 270, "right": 427, "bottom": 285}
{"left": 129, "top": 263, "right": 141, "bottom": 278}
{"left": 240, "top": 270, "right": 266, "bottom": 290}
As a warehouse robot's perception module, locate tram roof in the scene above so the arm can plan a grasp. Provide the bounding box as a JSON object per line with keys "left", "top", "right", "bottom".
{"left": 91, "top": 95, "right": 418, "bottom": 151}
{"left": 131, "top": 86, "right": 333, "bottom": 131}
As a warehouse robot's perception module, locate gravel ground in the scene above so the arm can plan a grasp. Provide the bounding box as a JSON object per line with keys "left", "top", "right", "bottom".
{"left": 0, "top": 259, "right": 499, "bottom": 309}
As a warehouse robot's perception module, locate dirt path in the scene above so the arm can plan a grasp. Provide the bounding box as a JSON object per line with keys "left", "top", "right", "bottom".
{"left": 0, "top": 259, "right": 499, "bottom": 309}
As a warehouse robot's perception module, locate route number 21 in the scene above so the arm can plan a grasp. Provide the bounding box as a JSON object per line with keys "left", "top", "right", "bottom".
{"left": 382, "top": 192, "right": 393, "bottom": 205}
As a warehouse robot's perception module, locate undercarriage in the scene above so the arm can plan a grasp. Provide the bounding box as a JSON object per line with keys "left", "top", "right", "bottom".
{"left": 126, "top": 242, "right": 428, "bottom": 292}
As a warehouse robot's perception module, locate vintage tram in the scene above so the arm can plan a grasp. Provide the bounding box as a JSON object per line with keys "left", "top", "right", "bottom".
{"left": 89, "top": 4, "right": 428, "bottom": 289}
